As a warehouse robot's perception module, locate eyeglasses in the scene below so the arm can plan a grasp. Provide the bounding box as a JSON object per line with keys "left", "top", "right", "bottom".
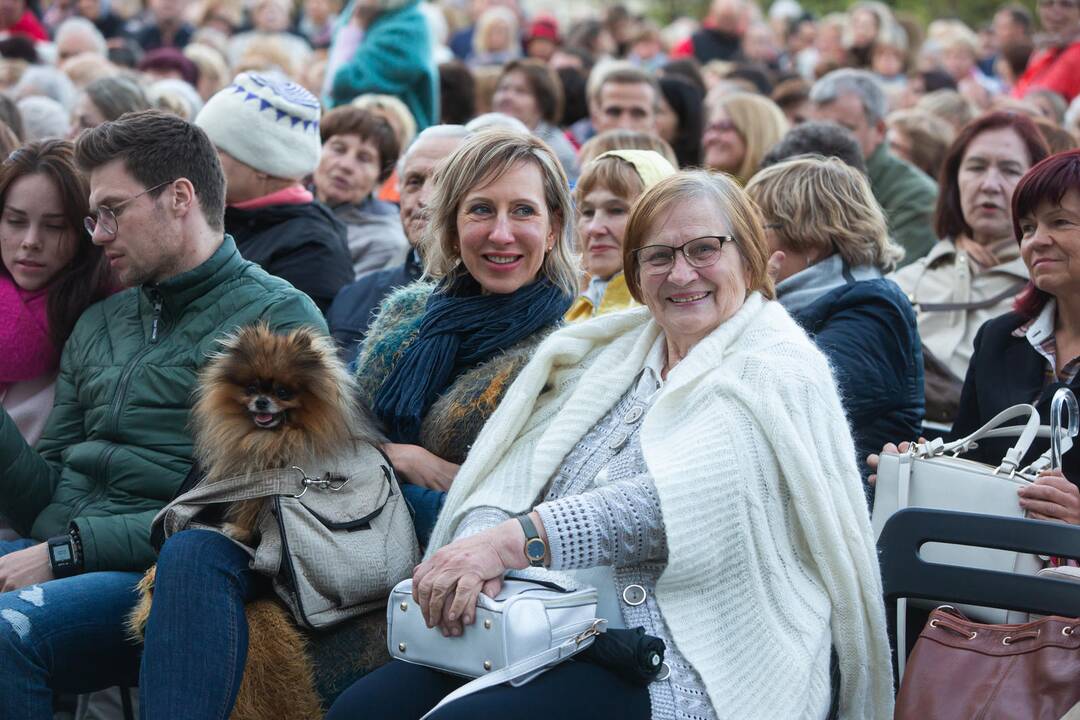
{"left": 84, "top": 179, "right": 175, "bottom": 238}
{"left": 634, "top": 235, "right": 735, "bottom": 275}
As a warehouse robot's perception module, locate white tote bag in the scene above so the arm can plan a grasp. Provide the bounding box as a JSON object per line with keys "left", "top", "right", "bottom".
{"left": 872, "top": 403, "right": 1074, "bottom": 621}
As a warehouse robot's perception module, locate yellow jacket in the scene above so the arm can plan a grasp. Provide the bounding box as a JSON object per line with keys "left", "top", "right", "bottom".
{"left": 564, "top": 273, "right": 637, "bottom": 322}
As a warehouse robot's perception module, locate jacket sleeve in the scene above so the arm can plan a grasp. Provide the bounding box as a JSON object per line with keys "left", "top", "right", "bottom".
{"left": 330, "top": 17, "right": 427, "bottom": 104}
{"left": 0, "top": 328, "right": 84, "bottom": 534}
{"left": 948, "top": 321, "right": 986, "bottom": 444}
{"left": 811, "top": 292, "right": 920, "bottom": 428}
{"left": 535, "top": 474, "right": 669, "bottom": 570}
{"left": 72, "top": 508, "right": 160, "bottom": 572}
{"left": 259, "top": 290, "right": 330, "bottom": 335}
{"left": 889, "top": 176, "right": 939, "bottom": 265}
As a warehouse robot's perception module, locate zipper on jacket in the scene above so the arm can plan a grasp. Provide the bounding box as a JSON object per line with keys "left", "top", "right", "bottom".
{"left": 149, "top": 290, "right": 163, "bottom": 343}
{"left": 108, "top": 291, "right": 163, "bottom": 436}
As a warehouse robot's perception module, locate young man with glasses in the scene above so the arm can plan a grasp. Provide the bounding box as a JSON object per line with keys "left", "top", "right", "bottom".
{"left": 1012, "top": 0, "right": 1080, "bottom": 100}
{"left": 0, "top": 110, "right": 323, "bottom": 716}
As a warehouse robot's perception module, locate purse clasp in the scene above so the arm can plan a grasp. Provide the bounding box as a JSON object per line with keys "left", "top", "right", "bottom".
{"left": 573, "top": 618, "right": 607, "bottom": 646}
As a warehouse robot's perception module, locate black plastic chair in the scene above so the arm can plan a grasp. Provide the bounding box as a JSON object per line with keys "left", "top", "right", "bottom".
{"left": 877, "top": 508, "right": 1080, "bottom": 684}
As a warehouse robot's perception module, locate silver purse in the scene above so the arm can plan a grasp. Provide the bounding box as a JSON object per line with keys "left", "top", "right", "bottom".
{"left": 387, "top": 576, "right": 602, "bottom": 718}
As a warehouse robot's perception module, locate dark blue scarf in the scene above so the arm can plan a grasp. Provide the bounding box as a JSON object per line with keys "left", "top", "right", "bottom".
{"left": 374, "top": 273, "right": 571, "bottom": 444}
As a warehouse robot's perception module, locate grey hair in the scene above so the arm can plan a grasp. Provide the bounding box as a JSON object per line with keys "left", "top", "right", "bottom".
{"left": 396, "top": 124, "right": 469, "bottom": 177}
{"left": 17, "top": 96, "right": 72, "bottom": 141}
{"left": 84, "top": 75, "right": 151, "bottom": 122}
{"left": 464, "top": 112, "right": 530, "bottom": 135}
{"left": 55, "top": 17, "right": 108, "bottom": 56}
{"left": 13, "top": 67, "right": 78, "bottom": 111}
{"left": 148, "top": 79, "right": 204, "bottom": 121}
{"left": 760, "top": 121, "right": 867, "bottom": 174}
{"left": 809, "top": 68, "right": 888, "bottom": 125}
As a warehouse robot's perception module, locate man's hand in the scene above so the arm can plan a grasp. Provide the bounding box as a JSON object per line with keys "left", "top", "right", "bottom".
{"left": 0, "top": 543, "right": 54, "bottom": 593}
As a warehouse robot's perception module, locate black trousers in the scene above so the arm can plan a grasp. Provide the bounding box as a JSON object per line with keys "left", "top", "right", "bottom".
{"left": 326, "top": 659, "right": 652, "bottom": 720}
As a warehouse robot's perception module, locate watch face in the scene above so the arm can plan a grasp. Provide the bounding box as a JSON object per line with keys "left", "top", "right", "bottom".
{"left": 526, "top": 538, "right": 546, "bottom": 561}
{"left": 52, "top": 544, "right": 71, "bottom": 562}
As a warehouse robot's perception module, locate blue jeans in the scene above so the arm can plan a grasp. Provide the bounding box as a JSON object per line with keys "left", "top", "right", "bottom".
{"left": 401, "top": 484, "right": 446, "bottom": 547}
{"left": 326, "top": 659, "right": 651, "bottom": 720}
{"left": 0, "top": 537, "right": 142, "bottom": 720}
{"left": 139, "top": 529, "right": 266, "bottom": 720}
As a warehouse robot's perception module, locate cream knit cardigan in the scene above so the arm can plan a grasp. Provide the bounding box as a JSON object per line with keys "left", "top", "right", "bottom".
{"left": 428, "top": 293, "right": 895, "bottom": 719}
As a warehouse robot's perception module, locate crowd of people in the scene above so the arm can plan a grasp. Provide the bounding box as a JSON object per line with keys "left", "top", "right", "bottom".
{"left": 0, "top": 0, "right": 1079, "bottom": 717}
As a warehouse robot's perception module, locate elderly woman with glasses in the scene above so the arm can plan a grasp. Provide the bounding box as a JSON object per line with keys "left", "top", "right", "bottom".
{"left": 327, "top": 171, "right": 894, "bottom": 720}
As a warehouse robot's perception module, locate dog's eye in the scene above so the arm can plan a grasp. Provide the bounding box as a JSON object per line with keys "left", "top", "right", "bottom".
{"left": 275, "top": 387, "right": 293, "bottom": 400}
{"left": 245, "top": 384, "right": 258, "bottom": 395}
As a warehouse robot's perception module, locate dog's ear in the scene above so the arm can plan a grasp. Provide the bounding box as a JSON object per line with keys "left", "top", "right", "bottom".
{"left": 288, "top": 327, "right": 316, "bottom": 352}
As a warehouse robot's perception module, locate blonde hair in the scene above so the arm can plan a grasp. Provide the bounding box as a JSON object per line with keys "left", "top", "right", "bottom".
{"left": 352, "top": 93, "right": 417, "bottom": 149}
{"left": 622, "top": 170, "right": 775, "bottom": 303}
{"left": 745, "top": 155, "right": 903, "bottom": 272}
{"left": 707, "top": 92, "right": 789, "bottom": 183}
{"left": 473, "top": 7, "right": 519, "bottom": 56}
{"left": 916, "top": 89, "right": 976, "bottom": 132}
{"left": 423, "top": 129, "right": 579, "bottom": 297}
{"left": 184, "top": 43, "right": 230, "bottom": 99}
{"left": 578, "top": 129, "right": 677, "bottom": 167}
{"left": 575, "top": 155, "right": 644, "bottom": 204}
{"left": 933, "top": 20, "right": 979, "bottom": 57}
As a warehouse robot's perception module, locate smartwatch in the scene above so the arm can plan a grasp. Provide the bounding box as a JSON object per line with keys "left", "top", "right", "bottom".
{"left": 516, "top": 514, "right": 547, "bottom": 568}
{"left": 47, "top": 529, "right": 82, "bottom": 578}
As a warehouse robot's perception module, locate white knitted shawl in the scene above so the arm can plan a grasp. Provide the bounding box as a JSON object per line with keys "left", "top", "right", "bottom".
{"left": 429, "top": 293, "right": 894, "bottom": 719}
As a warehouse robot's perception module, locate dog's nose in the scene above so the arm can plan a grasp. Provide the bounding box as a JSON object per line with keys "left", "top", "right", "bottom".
{"left": 254, "top": 397, "right": 270, "bottom": 411}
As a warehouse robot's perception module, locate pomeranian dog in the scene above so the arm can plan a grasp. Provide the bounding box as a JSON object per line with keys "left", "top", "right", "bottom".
{"left": 128, "top": 323, "right": 380, "bottom": 637}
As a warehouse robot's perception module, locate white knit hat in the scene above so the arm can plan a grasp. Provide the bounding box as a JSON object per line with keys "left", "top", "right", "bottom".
{"left": 195, "top": 72, "right": 322, "bottom": 180}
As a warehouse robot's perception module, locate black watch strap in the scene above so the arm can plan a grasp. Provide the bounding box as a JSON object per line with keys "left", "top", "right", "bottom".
{"left": 516, "top": 514, "right": 547, "bottom": 568}
{"left": 47, "top": 531, "right": 82, "bottom": 578}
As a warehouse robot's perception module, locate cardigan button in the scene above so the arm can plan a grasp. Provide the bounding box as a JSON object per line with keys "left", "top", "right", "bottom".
{"left": 609, "top": 432, "right": 629, "bottom": 450}
{"left": 622, "top": 584, "right": 647, "bottom": 606}
{"left": 656, "top": 661, "right": 671, "bottom": 681}
{"left": 623, "top": 406, "right": 644, "bottom": 424}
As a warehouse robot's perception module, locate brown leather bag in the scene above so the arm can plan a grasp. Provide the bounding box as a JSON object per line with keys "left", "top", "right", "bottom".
{"left": 895, "top": 606, "right": 1080, "bottom": 720}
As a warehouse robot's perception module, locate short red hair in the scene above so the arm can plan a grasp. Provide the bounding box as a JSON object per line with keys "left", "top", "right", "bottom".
{"left": 1011, "top": 149, "right": 1080, "bottom": 318}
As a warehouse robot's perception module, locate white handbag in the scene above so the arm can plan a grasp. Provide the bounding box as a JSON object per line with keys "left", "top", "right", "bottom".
{"left": 386, "top": 576, "right": 602, "bottom": 719}
{"left": 873, "top": 392, "right": 1079, "bottom": 674}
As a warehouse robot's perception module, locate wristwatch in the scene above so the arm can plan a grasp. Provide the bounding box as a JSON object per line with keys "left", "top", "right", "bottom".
{"left": 516, "top": 514, "right": 547, "bottom": 568}
{"left": 47, "top": 528, "right": 83, "bottom": 578}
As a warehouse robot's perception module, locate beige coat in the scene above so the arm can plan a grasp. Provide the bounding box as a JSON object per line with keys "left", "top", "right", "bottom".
{"left": 890, "top": 238, "right": 1028, "bottom": 381}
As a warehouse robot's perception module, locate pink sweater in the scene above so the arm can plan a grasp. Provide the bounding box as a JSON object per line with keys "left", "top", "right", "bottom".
{"left": 0, "top": 275, "right": 58, "bottom": 390}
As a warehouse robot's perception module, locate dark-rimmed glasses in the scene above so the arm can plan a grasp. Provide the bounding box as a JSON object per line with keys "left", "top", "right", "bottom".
{"left": 84, "top": 179, "right": 175, "bottom": 238}
{"left": 633, "top": 235, "right": 735, "bottom": 275}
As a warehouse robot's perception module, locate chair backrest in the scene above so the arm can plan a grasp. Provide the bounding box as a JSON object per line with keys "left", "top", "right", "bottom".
{"left": 878, "top": 507, "right": 1080, "bottom": 617}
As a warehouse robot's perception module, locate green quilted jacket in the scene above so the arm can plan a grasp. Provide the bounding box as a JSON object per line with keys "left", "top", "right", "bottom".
{"left": 0, "top": 235, "right": 325, "bottom": 572}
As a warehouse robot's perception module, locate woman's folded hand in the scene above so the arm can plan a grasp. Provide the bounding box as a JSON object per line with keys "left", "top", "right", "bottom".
{"left": 384, "top": 443, "right": 460, "bottom": 492}
{"left": 1019, "top": 469, "right": 1080, "bottom": 525}
{"left": 412, "top": 520, "right": 525, "bottom": 636}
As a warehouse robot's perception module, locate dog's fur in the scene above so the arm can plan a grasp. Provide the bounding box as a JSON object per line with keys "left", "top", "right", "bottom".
{"left": 127, "top": 325, "right": 381, "bottom": 718}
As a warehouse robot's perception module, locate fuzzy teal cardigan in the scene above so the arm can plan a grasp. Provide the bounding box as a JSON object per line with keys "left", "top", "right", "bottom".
{"left": 355, "top": 281, "right": 552, "bottom": 464}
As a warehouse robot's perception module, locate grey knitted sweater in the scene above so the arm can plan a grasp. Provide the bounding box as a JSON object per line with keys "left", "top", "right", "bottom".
{"left": 456, "top": 354, "right": 716, "bottom": 720}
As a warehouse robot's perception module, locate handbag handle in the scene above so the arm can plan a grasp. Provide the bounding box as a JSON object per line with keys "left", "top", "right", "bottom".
{"left": 418, "top": 619, "right": 604, "bottom": 720}
{"left": 931, "top": 404, "right": 1041, "bottom": 474}
{"left": 1051, "top": 388, "right": 1079, "bottom": 470}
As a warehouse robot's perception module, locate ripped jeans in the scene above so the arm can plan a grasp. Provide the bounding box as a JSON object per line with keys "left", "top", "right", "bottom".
{"left": 0, "top": 537, "right": 142, "bottom": 720}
